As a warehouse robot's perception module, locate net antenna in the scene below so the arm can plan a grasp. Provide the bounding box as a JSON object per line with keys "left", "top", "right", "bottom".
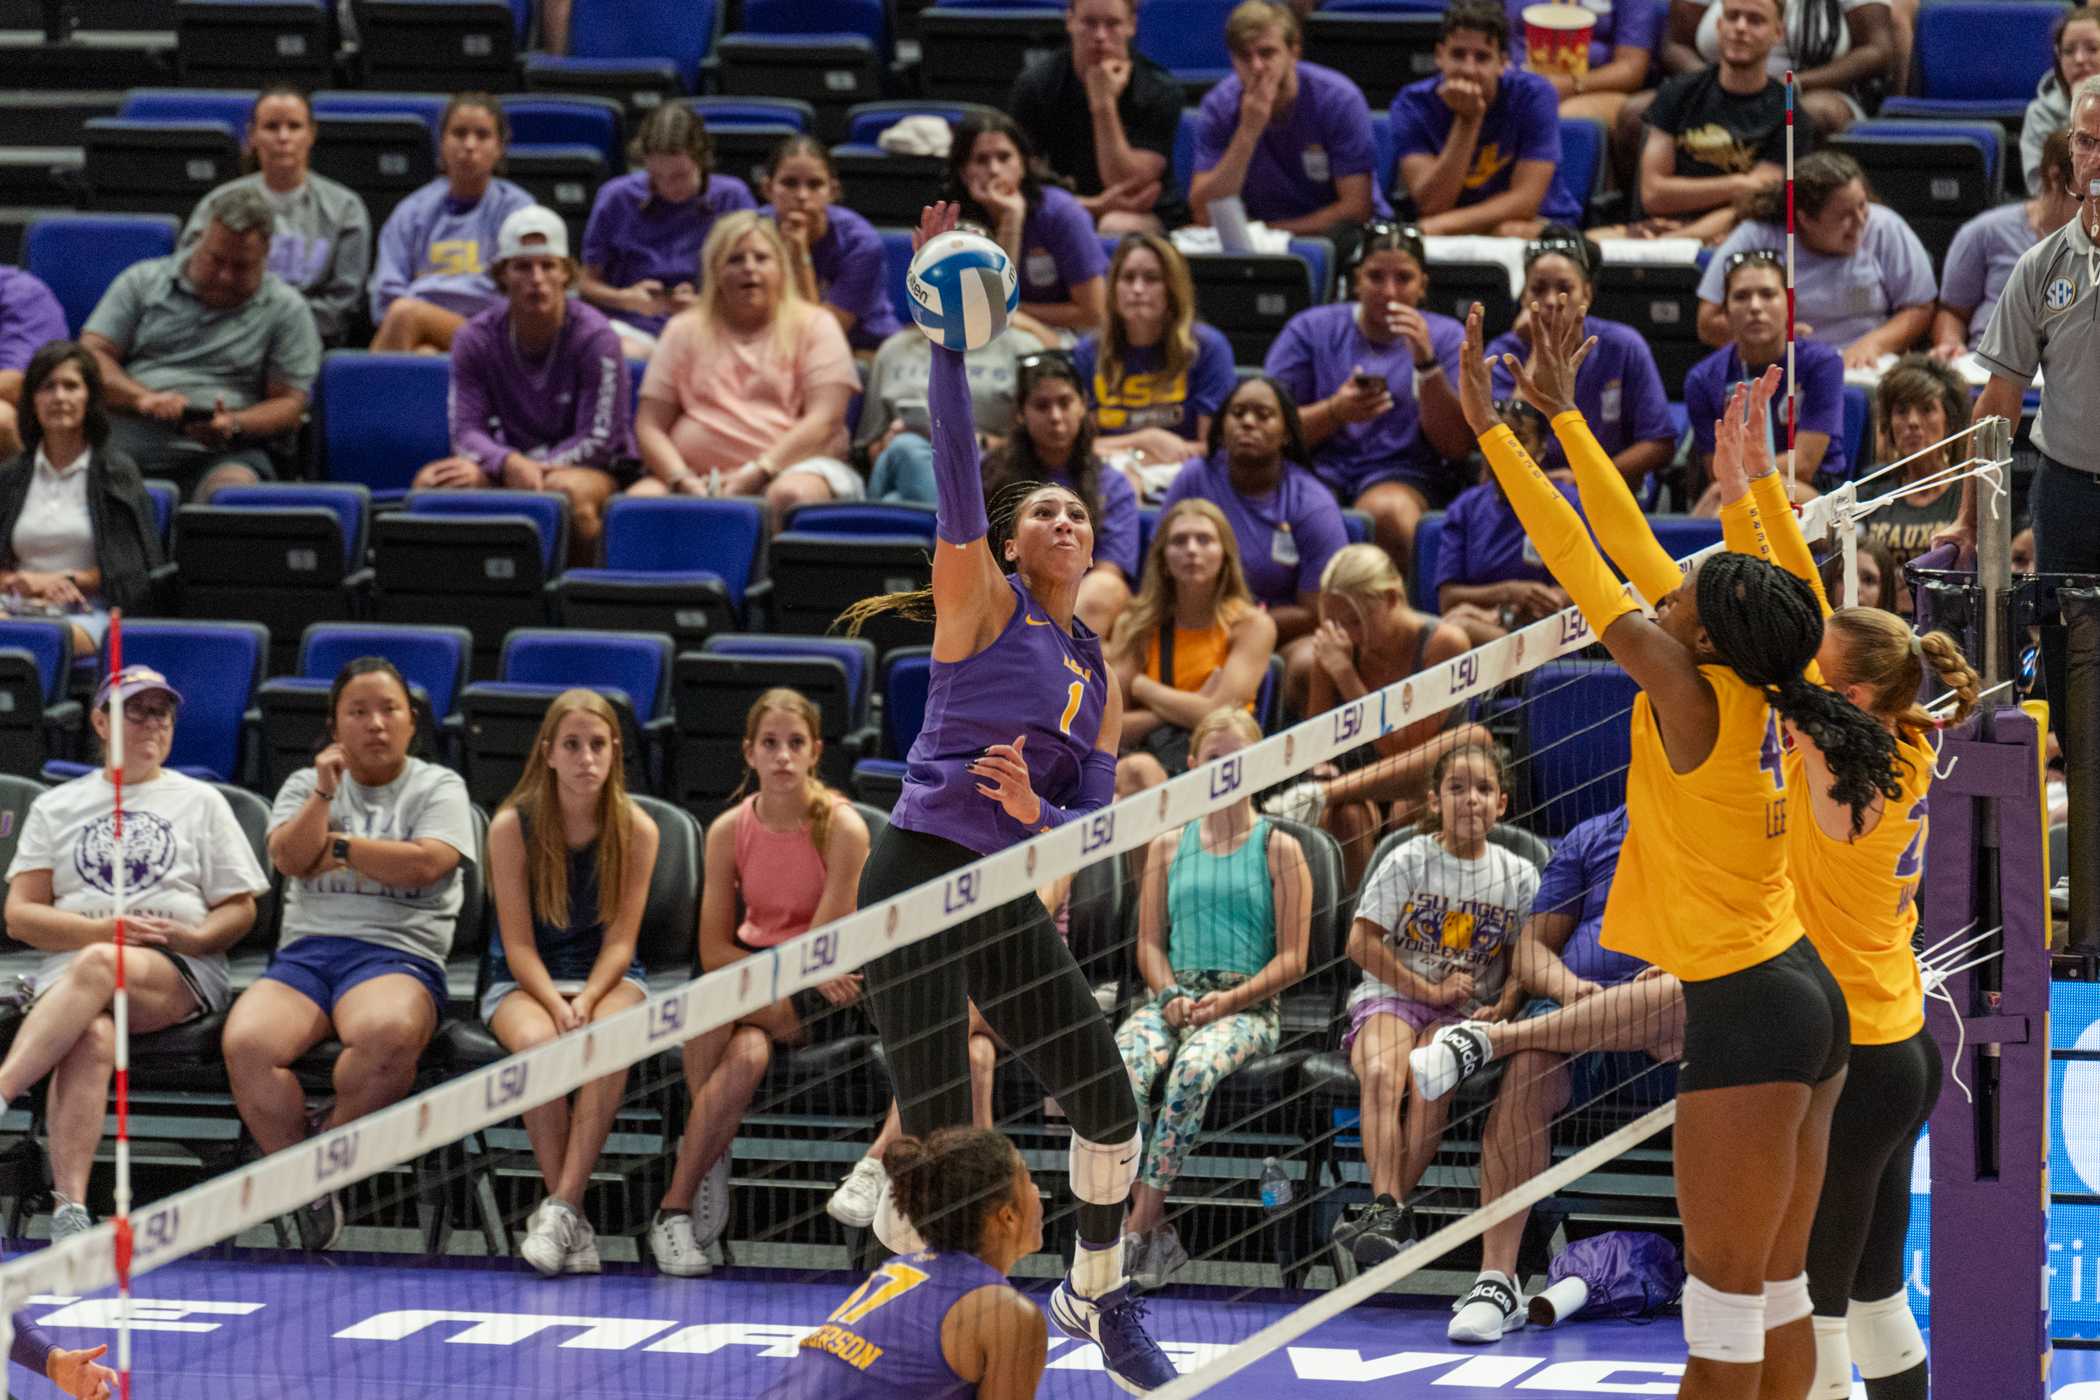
{"left": 1784, "top": 69, "right": 1797, "bottom": 489}
{"left": 107, "top": 609, "right": 136, "bottom": 1400}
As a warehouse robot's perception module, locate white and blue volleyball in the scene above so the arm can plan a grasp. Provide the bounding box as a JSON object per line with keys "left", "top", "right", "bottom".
{"left": 907, "top": 229, "right": 1019, "bottom": 352}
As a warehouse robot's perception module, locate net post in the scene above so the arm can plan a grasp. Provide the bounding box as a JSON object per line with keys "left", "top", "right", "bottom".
{"left": 1974, "top": 415, "right": 2016, "bottom": 689}
{"left": 2062, "top": 588, "right": 2100, "bottom": 953}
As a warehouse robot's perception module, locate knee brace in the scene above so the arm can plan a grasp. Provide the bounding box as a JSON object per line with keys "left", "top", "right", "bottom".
{"left": 1682, "top": 1276, "right": 1767, "bottom": 1363}
{"left": 1765, "top": 1272, "right": 1813, "bottom": 1329}
{"left": 1848, "top": 1291, "right": 1927, "bottom": 1379}
{"left": 1811, "top": 1315, "right": 1854, "bottom": 1400}
{"left": 872, "top": 1177, "right": 927, "bottom": 1257}
{"left": 1069, "top": 1128, "right": 1144, "bottom": 1206}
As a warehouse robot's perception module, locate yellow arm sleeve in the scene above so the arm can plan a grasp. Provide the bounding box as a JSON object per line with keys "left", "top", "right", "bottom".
{"left": 1720, "top": 492, "right": 1773, "bottom": 562}
{"left": 1479, "top": 424, "right": 1638, "bottom": 636}
{"left": 1551, "top": 409, "right": 1683, "bottom": 606}
{"left": 1749, "top": 469, "right": 1831, "bottom": 617}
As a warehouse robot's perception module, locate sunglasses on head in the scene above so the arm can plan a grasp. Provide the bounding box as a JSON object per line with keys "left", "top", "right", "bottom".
{"left": 1524, "top": 235, "right": 1590, "bottom": 272}
{"left": 1725, "top": 248, "right": 1785, "bottom": 273}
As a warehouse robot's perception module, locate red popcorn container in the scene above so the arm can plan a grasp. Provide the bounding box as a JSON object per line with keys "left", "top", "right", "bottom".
{"left": 1523, "top": 3, "right": 1596, "bottom": 78}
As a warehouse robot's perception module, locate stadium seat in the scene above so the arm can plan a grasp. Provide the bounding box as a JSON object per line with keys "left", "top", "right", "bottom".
{"left": 685, "top": 96, "right": 818, "bottom": 132}
{"left": 1420, "top": 255, "right": 1516, "bottom": 343}
{"left": 355, "top": 0, "right": 519, "bottom": 90}
{"left": 1136, "top": 0, "right": 1234, "bottom": 83}
{"left": 551, "top": 496, "right": 763, "bottom": 649}
{"left": 0, "top": 775, "right": 44, "bottom": 894}
{"left": 255, "top": 621, "right": 473, "bottom": 789}
{"left": 1590, "top": 262, "right": 1705, "bottom": 393}
{"left": 0, "top": 619, "right": 83, "bottom": 774}
{"left": 878, "top": 226, "right": 914, "bottom": 326}
{"left": 1512, "top": 660, "right": 1639, "bottom": 838}
{"left": 1303, "top": 8, "right": 1441, "bottom": 111}
{"left": 782, "top": 501, "right": 938, "bottom": 542}
{"left": 116, "top": 88, "right": 257, "bottom": 134}
{"left": 1840, "top": 382, "right": 1871, "bottom": 480}
{"left": 500, "top": 95, "right": 625, "bottom": 170}
{"left": 1556, "top": 117, "right": 1605, "bottom": 223}
{"left": 715, "top": 1, "right": 890, "bottom": 141}
{"left": 842, "top": 98, "right": 1002, "bottom": 149}
{"left": 317, "top": 351, "right": 451, "bottom": 500}
{"left": 1831, "top": 120, "right": 2002, "bottom": 269}
{"left": 916, "top": 5, "right": 1070, "bottom": 109}
{"left": 172, "top": 484, "right": 372, "bottom": 675}
{"left": 1186, "top": 252, "right": 1316, "bottom": 366}
{"left": 502, "top": 142, "right": 606, "bottom": 247}
{"left": 308, "top": 90, "right": 449, "bottom": 142}
{"left": 23, "top": 213, "right": 179, "bottom": 336}
{"left": 1646, "top": 514, "right": 1724, "bottom": 568}
{"left": 529, "top": 0, "right": 716, "bottom": 92}
{"left": 1881, "top": 2, "right": 2062, "bottom": 123}
{"left": 100, "top": 620, "right": 269, "bottom": 784}
{"left": 373, "top": 490, "right": 567, "bottom": 675}
{"left": 143, "top": 480, "right": 178, "bottom": 552}
{"left": 848, "top": 644, "right": 932, "bottom": 809}
{"left": 671, "top": 635, "right": 878, "bottom": 812}
{"left": 456, "top": 628, "right": 673, "bottom": 805}
{"left": 1411, "top": 509, "right": 1444, "bottom": 612}
{"left": 746, "top": 507, "right": 933, "bottom": 659}
{"left": 174, "top": 2, "right": 334, "bottom": 87}
{"left": 80, "top": 118, "right": 242, "bottom": 217}
{"left": 829, "top": 143, "right": 946, "bottom": 227}
{"left": 1341, "top": 509, "right": 1373, "bottom": 545}
{"left": 309, "top": 113, "right": 436, "bottom": 230}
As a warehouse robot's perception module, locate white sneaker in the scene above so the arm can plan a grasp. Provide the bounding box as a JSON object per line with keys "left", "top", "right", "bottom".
{"left": 872, "top": 1174, "right": 927, "bottom": 1256}
{"left": 693, "top": 1153, "right": 731, "bottom": 1248}
{"left": 1262, "top": 780, "right": 1327, "bottom": 826}
{"left": 649, "top": 1209, "right": 712, "bottom": 1277}
{"left": 563, "top": 1213, "right": 601, "bottom": 1275}
{"left": 520, "top": 1198, "right": 579, "bottom": 1278}
{"left": 1410, "top": 1021, "right": 1497, "bottom": 1102}
{"left": 1449, "top": 1270, "right": 1526, "bottom": 1343}
{"left": 48, "top": 1202, "right": 91, "bottom": 1244}
{"left": 826, "top": 1156, "right": 887, "bottom": 1229}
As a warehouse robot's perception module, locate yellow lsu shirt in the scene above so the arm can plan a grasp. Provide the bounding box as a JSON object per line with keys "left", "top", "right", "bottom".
{"left": 1602, "top": 664, "right": 1806, "bottom": 981}
{"left": 1785, "top": 729, "right": 1933, "bottom": 1045}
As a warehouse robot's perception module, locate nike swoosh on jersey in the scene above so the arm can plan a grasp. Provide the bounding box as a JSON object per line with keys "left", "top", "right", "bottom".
{"left": 1024, "top": 614, "right": 1053, "bottom": 626}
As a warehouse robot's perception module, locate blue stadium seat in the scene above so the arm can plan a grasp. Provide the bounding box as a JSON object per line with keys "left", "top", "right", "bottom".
{"left": 552, "top": 496, "right": 765, "bottom": 646}
{"left": 1411, "top": 509, "right": 1444, "bottom": 610}
{"left": 173, "top": 484, "right": 373, "bottom": 673}
{"left": 457, "top": 628, "right": 674, "bottom": 804}
{"left": 1304, "top": 7, "right": 1442, "bottom": 109}
{"left": 317, "top": 352, "right": 451, "bottom": 500}
{"left": 81, "top": 120, "right": 242, "bottom": 218}
{"left": 741, "top": 0, "right": 890, "bottom": 52}
{"left": 24, "top": 214, "right": 179, "bottom": 337}
{"left": 1186, "top": 251, "right": 1316, "bottom": 365}
{"left": 748, "top": 510, "right": 934, "bottom": 656}
{"left": 1556, "top": 117, "right": 1605, "bottom": 222}
{"left": 1172, "top": 107, "right": 1198, "bottom": 202}
{"left": 1137, "top": 0, "right": 1235, "bottom": 80}
{"left": 1841, "top": 383, "right": 1871, "bottom": 479}
{"left": 374, "top": 492, "right": 568, "bottom": 674}
{"left": 406, "top": 490, "right": 568, "bottom": 576}
{"left": 354, "top": 0, "right": 521, "bottom": 90}
{"left": 174, "top": 4, "right": 334, "bottom": 87}
{"left": 683, "top": 96, "right": 817, "bottom": 131}
{"left": 1881, "top": 2, "right": 2062, "bottom": 120}
{"left": 98, "top": 620, "right": 269, "bottom": 784}
{"left": 831, "top": 143, "right": 945, "bottom": 226}
{"left": 543, "top": 0, "right": 711, "bottom": 82}
{"left": 1646, "top": 514, "right": 1724, "bottom": 568}
{"left": 500, "top": 95, "right": 625, "bottom": 170}
{"left": 0, "top": 619, "right": 83, "bottom": 774}
{"left": 1370, "top": 109, "right": 1395, "bottom": 200}
{"left": 1341, "top": 509, "right": 1373, "bottom": 545}
{"left": 1137, "top": 506, "right": 1159, "bottom": 574}
{"left": 117, "top": 88, "right": 256, "bottom": 135}
{"left": 879, "top": 225, "right": 914, "bottom": 327}
{"left": 310, "top": 113, "right": 436, "bottom": 230}
{"left": 255, "top": 622, "right": 474, "bottom": 790}
{"left": 674, "top": 635, "right": 880, "bottom": 809}
{"left": 308, "top": 91, "right": 449, "bottom": 148}
{"left": 704, "top": 635, "right": 874, "bottom": 722}
{"left": 842, "top": 99, "right": 1001, "bottom": 148}
{"left": 143, "top": 480, "right": 178, "bottom": 552}
{"left": 716, "top": 2, "right": 889, "bottom": 139}
{"left": 782, "top": 501, "right": 938, "bottom": 542}
{"left": 1831, "top": 120, "right": 2002, "bottom": 267}
{"left": 1514, "top": 660, "right": 1639, "bottom": 838}
{"left": 848, "top": 645, "right": 932, "bottom": 808}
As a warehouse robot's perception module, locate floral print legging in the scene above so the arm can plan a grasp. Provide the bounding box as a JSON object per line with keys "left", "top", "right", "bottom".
{"left": 1115, "top": 969, "right": 1280, "bottom": 1192}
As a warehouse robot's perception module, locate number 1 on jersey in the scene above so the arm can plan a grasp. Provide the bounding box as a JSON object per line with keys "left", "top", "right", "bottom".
{"left": 1059, "top": 680, "right": 1083, "bottom": 735}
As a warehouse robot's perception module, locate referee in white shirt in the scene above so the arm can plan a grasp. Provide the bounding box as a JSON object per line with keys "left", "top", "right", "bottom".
{"left": 1946, "top": 74, "right": 2100, "bottom": 733}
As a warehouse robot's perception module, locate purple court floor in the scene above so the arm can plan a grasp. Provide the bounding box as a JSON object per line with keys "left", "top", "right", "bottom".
{"left": 9, "top": 1251, "right": 2099, "bottom": 1398}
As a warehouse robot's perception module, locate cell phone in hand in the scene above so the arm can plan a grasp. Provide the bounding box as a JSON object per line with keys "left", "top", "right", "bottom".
{"left": 178, "top": 404, "right": 214, "bottom": 426}
{"left": 1351, "top": 371, "right": 1384, "bottom": 394}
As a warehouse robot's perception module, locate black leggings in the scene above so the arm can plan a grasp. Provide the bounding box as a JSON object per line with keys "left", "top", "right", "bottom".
{"left": 1805, "top": 1027, "right": 1943, "bottom": 1314}
{"left": 859, "top": 823, "right": 1139, "bottom": 1246}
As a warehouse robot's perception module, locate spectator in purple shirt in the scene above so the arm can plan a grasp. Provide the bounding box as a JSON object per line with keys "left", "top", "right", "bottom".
{"left": 369, "top": 93, "right": 533, "bottom": 355}
{"left": 1486, "top": 226, "right": 1676, "bottom": 487}
{"left": 1434, "top": 399, "right": 1582, "bottom": 646}
{"left": 1159, "top": 375, "right": 1350, "bottom": 713}
{"left": 0, "top": 266, "right": 66, "bottom": 460}
{"left": 1504, "top": 0, "right": 1664, "bottom": 127}
{"left": 1188, "top": 1, "right": 1384, "bottom": 235}
{"left": 1392, "top": 0, "right": 1580, "bottom": 236}
{"left": 1265, "top": 221, "right": 1472, "bottom": 576}
{"left": 945, "top": 113, "right": 1110, "bottom": 338}
{"left": 580, "top": 105, "right": 757, "bottom": 359}
{"left": 413, "top": 207, "right": 631, "bottom": 565}
{"left": 1932, "top": 128, "right": 2077, "bottom": 360}
{"left": 1078, "top": 233, "right": 1238, "bottom": 474}
{"left": 1685, "top": 249, "right": 1846, "bottom": 509}
{"left": 762, "top": 136, "right": 902, "bottom": 357}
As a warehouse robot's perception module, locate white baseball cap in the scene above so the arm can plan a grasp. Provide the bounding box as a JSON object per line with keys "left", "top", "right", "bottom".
{"left": 494, "top": 205, "right": 570, "bottom": 265}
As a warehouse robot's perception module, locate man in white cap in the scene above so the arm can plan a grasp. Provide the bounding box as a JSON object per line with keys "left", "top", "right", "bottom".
{"left": 412, "top": 204, "right": 632, "bottom": 564}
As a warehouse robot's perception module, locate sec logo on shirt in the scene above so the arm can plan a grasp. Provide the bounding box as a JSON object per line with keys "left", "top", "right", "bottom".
{"left": 2047, "top": 277, "right": 2078, "bottom": 313}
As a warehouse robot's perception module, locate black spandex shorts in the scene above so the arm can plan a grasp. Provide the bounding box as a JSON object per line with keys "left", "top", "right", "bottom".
{"left": 1678, "top": 937, "right": 1850, "bottom": 1092}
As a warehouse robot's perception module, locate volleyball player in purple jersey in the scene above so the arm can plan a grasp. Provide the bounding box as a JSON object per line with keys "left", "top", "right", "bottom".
{"left": 759, "top": 1127, "right": 1047, "bottom": 1400}
{"left": 839, "top": 204, "right": 1175, "bottom": 1394}
{"left": 9, "top": 1310, "right": 117, "bottom": 1396}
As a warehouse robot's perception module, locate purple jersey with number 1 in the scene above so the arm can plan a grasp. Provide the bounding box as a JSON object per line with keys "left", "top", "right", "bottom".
{"left": 758, "top": 1252, "right": 1012, "bottom": 1400}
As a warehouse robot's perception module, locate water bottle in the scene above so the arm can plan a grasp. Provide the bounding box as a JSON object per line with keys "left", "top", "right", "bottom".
{"left": 1259, "top": 1156, "right": 1293, "bottom": 1212}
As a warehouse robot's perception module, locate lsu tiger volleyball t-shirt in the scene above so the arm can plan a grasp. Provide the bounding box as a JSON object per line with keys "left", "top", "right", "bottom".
{"left": 7, "top": 770, "right": 267, "bottom": 1008}
{"left": 1349, "top": 833, "right": 1539, "bottom": 1010}
{"left": 1074, "top": 322, "right": 1238, "bottom": 442}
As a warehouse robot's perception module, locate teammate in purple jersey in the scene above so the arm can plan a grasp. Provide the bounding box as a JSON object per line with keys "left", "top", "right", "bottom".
{"left": 760, "top": 1127, "right": 1047, "bottom": 1400}
{"left": 9, "top": 1308, "right": 118, "bottom": 1396}
{"left": 838, "top": 204, "right": 1175, "bottom": 1394}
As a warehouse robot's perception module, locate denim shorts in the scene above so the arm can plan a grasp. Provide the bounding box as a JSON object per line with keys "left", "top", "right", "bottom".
{"left": 261, "top": 935, "right": 448, "bottom": 1017}
{"left": 480, "top": 974, "right": 649, "bottom": 1026}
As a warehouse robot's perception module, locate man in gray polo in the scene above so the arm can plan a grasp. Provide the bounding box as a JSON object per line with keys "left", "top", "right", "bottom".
{"left": 1948, "top": 73, "right": 2100, "bottom": 732}
{"left": 79, "top": 184, "right": 322, "bottom": 501}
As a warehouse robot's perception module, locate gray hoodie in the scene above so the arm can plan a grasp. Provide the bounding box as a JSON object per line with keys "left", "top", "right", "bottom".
{"left": 182, "top": 171, "right": 372, "bottom": 344}
{"left": 2024, "top": 72, "right": 2071, "bottom": 197}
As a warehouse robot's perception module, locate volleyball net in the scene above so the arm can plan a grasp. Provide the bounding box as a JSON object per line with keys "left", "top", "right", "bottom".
{"left": 0, "top": 438, "right": 2026, "bottom": 1396}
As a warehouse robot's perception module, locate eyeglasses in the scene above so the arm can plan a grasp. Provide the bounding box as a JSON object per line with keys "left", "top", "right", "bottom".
{"left": 123, "top": 699, "right": 176, "bottom": 726}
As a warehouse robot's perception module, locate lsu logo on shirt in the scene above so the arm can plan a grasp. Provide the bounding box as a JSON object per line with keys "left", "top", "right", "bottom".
{"left": 424, "top": 239, "right": 484, "bottom": 277}
{"left": 1463, "top": 141, "right": 1513, "bottom": 191}
{"left": 1093, "top": 366, "right": 1191, "bottom": 432}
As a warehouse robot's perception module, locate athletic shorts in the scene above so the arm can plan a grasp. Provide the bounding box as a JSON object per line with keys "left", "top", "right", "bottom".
{"left": 1678, "top": 937, "right": 1849, "bottom": 1093}
{"left": 1341, "top": 994, "right": 1456, "bottom": 1055}
{"left": 262, "top": 936, "right": 448, "bottom": 1018}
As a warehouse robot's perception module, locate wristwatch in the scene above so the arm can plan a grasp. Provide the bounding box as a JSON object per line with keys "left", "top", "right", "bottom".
{"left": 332, "top": 836, "right": 352, "bottom": 863}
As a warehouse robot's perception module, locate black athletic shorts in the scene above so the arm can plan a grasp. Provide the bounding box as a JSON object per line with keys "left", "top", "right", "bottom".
{"left": 1678, "top": 936, "right": 1850, "bottom": 1092}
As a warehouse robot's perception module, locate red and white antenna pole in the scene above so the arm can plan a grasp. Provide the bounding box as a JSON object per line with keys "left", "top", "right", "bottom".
{"left": 106, "top": 611, "right": 133, "bottom": 1400}
{"left": 1784, "top": 70, "right": 1799, "bottom": 486}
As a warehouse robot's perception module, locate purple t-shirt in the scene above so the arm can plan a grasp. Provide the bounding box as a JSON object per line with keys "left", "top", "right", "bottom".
{"left": 759, "top": 201, "right": 901, "bottom": 352}
{"left": 1264, "top": 301, "right": 1466, "bottom": 501}
{"left": 1193, "top": 61, "right": 1392, "bottom": 225}
{"left": 1940, "top": 201, "right": 2037, "bottom": 349}
{"left": 448, "top": 298, "right": 634, "bottom": 476}
{"left": 1044, "top": 460, "right": 1141, "bottom": 580}
{"left": 580, "top": 170, "right": 758, "bottom": 335}
{"left": 756, "top": 1250, "right": 1009, "bottom": 1400}
{"left": 1697, "top": 204, "right": 1939, "bottom": 349}
{"left": 1157, "top": 453, "right": 1349, "bottom": 608}
{"left": 0, "top": 268, "right": 65, "bottom": 373}
{"left": 1684, "top": 338, "right": 1849, "bottom": 483}
{"left": 1531, "top": 806, "right": 1644, "bottom": 987}
{"left": 1505, "top": 0, "right": 1664, "bottom": 70}
{"left": 1431, "top": 474, "right": 1585, "bottom": 599}
{"left": 889, "top": 570, "right": 1110, "bottom": 856}
{"left": 1013, "top": 185, "right": 1109, "bottom": 307}
{"left": 1074, "top": 322, "right": 1238, "bottom": 440}
{"left": 1487, "top": 316, "right": 1673, "bottom": 468}
{"left": 369, "top": 177, "right": 535, "bottom": 322}
{"left": 1389, "top": 68, "right": 1580, "bottom": 224}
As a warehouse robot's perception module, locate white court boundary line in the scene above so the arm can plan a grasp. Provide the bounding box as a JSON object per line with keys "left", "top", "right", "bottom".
{"left": 0, "top": 499, "right": 1836, "bottom": 1327}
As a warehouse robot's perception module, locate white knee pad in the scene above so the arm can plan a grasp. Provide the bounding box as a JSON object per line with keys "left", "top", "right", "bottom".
{"left": 1682, "top": 1276, "right": 1767, "bottom": 1364}
{"left": 1848, "top": 1291, "right": 1927, "bottom": 1379}
{"left": 872, "top": 1177, "right": 927, "bottom": 1256}
{"left": 1811, "top": 1315, "right": 1855, "bottom": 1400}
{"left": 1069, "top": 1129, "right": 1143, "bottom": 1206}
{"left": 1765, "top": 1272, "right": 1813, "bottom": 1329}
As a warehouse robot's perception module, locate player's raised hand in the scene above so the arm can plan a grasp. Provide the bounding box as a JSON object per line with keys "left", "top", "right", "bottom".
{"left": 912, "top": 201, "right": 960, "bottom": 254}
{"left": 1456, "top": 303, "right": 1500, "bottom": 437}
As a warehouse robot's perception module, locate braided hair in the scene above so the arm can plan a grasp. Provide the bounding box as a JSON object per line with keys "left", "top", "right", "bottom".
{"left": 1694, "top": 554, "right": 1904, "bottom": 833}
{"left": 835, "top": 480, "right": 1075, "bottom": 633}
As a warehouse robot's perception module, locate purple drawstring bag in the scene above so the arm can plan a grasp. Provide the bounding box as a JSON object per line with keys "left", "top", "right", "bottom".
{"left": 1528, "top": 1231, "right": 1686, "bottom": 1327}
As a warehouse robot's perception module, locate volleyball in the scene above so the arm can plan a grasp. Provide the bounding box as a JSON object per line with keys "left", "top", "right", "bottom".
{"left": 906, "top": 228, "right": 1019, "bottom": 352}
